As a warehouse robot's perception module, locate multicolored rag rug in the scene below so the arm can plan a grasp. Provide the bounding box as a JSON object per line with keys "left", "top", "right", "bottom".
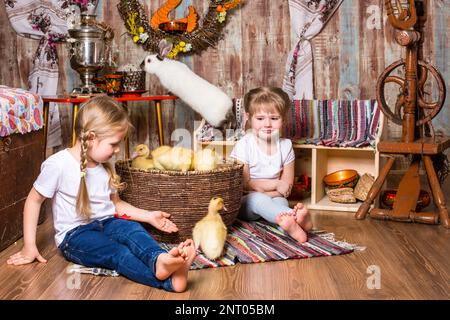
{"left": 66, "top": 220, "right": 361, "bottom": 275}
{"left": 161, "top": 220, "right": 358, "bottom": 270}
{"left": 285, "top": 99, "right": 381, "bottom": 148}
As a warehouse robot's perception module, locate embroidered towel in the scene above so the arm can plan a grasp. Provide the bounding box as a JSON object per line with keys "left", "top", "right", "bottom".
{"left": 282, "top": 0, "right": 343, "bottom": 100}
{"left": 4, "top": 0, "right": 73, "bottom": 147}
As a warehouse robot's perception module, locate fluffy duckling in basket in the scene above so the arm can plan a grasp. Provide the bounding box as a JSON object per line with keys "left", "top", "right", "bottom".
{"left": 151, "top": 145, "right": 172, "bottom": 170}
{"left": 193, "top": 149, "right": 218, "bottom": 171}
{"left": 152, "top": 146, "right": 194, "bottom": 172}
{"left": 192, "top": 197, "right": 228, "bottom": 260}
{"left": 131, "top": 144, "right": 154, "bottom": 170}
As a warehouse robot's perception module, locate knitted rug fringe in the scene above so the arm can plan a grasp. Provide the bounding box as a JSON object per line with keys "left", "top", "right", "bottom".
{"left": 312, "top": 230, "right": 366, "bottom": 252}
{"left": 66, "top": 264, "right": 119, "bottom": 277}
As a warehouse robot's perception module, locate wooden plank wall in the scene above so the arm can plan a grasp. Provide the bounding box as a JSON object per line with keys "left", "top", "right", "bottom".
{"left": 0, "top": 0, "right": 449, "bottom": 150}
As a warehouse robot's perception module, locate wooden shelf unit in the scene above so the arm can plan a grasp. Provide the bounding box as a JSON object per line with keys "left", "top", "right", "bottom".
{"left": 198, "top": 141, "right": 380, "bottom": 213}
{"left": 294, "top": 144, "right": 379, "bottom": 212}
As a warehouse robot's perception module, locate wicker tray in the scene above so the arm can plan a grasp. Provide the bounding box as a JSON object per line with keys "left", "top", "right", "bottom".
{"left": 115, "top": 160, "right": 244, "bottom": 243}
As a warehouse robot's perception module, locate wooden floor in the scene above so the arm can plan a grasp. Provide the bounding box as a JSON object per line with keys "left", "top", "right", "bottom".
{"left": 0, "top": 208, "right": 449, "bottom": 300}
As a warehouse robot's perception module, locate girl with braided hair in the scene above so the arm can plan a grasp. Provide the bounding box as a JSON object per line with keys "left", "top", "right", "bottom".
{"left": 7, "top": 96, "right": 196, "bottom": 292}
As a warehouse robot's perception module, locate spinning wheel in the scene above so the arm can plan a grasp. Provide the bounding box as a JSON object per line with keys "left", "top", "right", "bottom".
{"left": 377, "top": 60, "right": 446, "bottom": 126}
{"left": 355, "top": 0, "right": 450, "bottom": 228}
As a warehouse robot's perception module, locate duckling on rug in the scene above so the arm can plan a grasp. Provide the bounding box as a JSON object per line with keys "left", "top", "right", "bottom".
{"left": 192, "top": 197, "right": 228, "bottom": 260}
{"left": 131, "top": 144, "right": 154, "bottom": 170}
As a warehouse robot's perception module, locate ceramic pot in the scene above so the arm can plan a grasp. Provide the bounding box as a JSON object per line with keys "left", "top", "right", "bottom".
{"left": 381, "top": 189, "right": 431, "bottom": 211}
{"left": 104, "top": 74, "right": 123, "bottom": 96}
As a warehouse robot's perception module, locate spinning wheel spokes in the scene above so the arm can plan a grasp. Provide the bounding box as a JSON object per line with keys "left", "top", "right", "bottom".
{"left": 377, "top": 59, "right": 446, "bottom": 126}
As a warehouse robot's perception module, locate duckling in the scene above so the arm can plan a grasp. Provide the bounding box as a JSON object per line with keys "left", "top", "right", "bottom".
{"left": 151, "top": 145, "right": 172, "bottom": 170}
{"left": 153, "top": 146, "right": 194, "bottom": 172}
{"left": 131, "top": 144, "right": 154, "bottom": 170}
{"left": 193, "top": 149, "right": 218, "bottom": 171}
{"left": 192, "top": 197, "right": 228, "bottom": 260}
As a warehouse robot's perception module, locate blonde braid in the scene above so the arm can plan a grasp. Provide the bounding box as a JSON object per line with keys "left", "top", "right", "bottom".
{"left": 76, "top": 131, "right": 92, "bottom": 219}
{"left": 80, "top": 131, "right": 89, "bottom": 173}
{"left": 103, "top": 162, "right": 127, "bottom": 192}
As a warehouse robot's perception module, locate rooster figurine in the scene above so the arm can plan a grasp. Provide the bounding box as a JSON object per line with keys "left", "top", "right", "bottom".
{"left": 192, "top": 197, "right": 228, "bottom": 260}
{"left": 150, "top": 0, "right": 198, "bottom": 32}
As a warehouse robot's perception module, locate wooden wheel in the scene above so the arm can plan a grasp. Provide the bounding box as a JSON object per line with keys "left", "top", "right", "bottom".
{"left": 377, "top": 59, "right": 446, "bottom": 126}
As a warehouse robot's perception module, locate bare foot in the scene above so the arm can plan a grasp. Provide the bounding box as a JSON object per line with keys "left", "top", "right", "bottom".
{"left": 155, "top": 247, "right": 185, "bottom": 281}
{"left": 171, "top": 239, "right": 197, "bottom": 292}
{"left": 276, "top": 212, "right": 308, "bottom": 243}
{"left": 293, "top": 203, "right": 313, "bottom": 231}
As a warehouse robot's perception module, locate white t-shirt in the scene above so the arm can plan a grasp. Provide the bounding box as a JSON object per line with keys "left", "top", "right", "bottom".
{"left": 33, "top": 149, "right": 116, "bottom": 246}
{"left": 230, "top": 133, "right": 295, "bottom": 179}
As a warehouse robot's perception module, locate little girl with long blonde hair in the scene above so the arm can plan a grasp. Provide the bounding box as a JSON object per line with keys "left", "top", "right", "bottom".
{"left": 7, "top": 96, "right": 196, "bottom": 292}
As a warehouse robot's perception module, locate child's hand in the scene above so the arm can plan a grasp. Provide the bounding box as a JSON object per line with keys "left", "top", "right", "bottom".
{"left": 147, "top": 211, "right": 179, "bottom": 233}
{"left": 277, "top": 180, "right": 292, "bottom": 198}
{"left": 7, "top": 245, "right": 47, "bottom": 265}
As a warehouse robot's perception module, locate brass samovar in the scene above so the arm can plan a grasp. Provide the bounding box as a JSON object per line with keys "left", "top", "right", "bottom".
{"left": 67, "top": 3, "right": 114, "bottom": 94}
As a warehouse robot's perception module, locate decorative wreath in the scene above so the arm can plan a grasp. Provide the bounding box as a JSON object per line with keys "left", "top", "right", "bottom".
{"left": 117, "top": 0, "right": 242, "bottom": 59}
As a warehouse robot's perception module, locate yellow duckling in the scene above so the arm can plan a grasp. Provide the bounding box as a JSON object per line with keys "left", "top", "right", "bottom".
{"left": 131, "top": 144, "right": 154, "bottom": 170}
{"left": 192, "top": 197, "right": 227, "bottom": 260}
{"left": 193, "top": 148, "right": 218, "bottom": 171}
{"left": 152, "top": 146, "right": 193, "bottom": 172}
{"left": 151, "top": 145, "right": 172, "bottom": 170}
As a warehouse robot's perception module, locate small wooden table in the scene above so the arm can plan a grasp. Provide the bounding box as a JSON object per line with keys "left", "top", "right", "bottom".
{"left": 42, "top": 95, "right": 177, "bottom": 158}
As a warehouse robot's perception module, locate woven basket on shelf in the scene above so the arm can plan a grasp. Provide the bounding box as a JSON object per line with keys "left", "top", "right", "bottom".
{"left": 119, "top": 71, "right": 146, "bottom": 91}
{"left": 115, "top": 160, "right": 244, "bottom": 243}
{"left": 353, "top": 173, "right": 375, "bottom": 201}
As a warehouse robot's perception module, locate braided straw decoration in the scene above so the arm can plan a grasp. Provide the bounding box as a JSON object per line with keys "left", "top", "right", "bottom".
{"left": 115, "top": 160, "right": 244, "bottom": 243}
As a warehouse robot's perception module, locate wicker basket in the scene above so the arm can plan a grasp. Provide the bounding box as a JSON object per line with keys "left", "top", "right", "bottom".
{"left": 115, "top": 160, "right": 244, "bottom": 243}
{"left": 353, "top": 173, "right": 375, "bottom": 201}
{"left": 119, "top": 71, "right": 146, "bottom": 91}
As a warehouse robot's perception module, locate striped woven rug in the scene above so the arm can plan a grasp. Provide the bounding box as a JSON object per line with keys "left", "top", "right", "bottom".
{"left": 161, "top": 219, "right": 357, "bottom": 270}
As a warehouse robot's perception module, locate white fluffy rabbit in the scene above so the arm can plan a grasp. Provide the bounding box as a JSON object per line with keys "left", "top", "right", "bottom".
{"left": 142, "top": 40, "right": 233, "bottom": 127}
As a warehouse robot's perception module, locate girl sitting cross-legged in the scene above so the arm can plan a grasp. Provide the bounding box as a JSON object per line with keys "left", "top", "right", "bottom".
{"left": 230, "top": 87, "right": 313, "bottom": 243}
{"left": 7, "top": 96, "right": 196, "bottom": 292}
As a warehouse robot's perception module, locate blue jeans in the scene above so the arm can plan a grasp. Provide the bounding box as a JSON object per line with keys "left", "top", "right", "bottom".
{"left": 239, "top": 192, "right": 293, "bottom": 224}
{"left": 58, "top": 218, "right": 174, "bottom": 291}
